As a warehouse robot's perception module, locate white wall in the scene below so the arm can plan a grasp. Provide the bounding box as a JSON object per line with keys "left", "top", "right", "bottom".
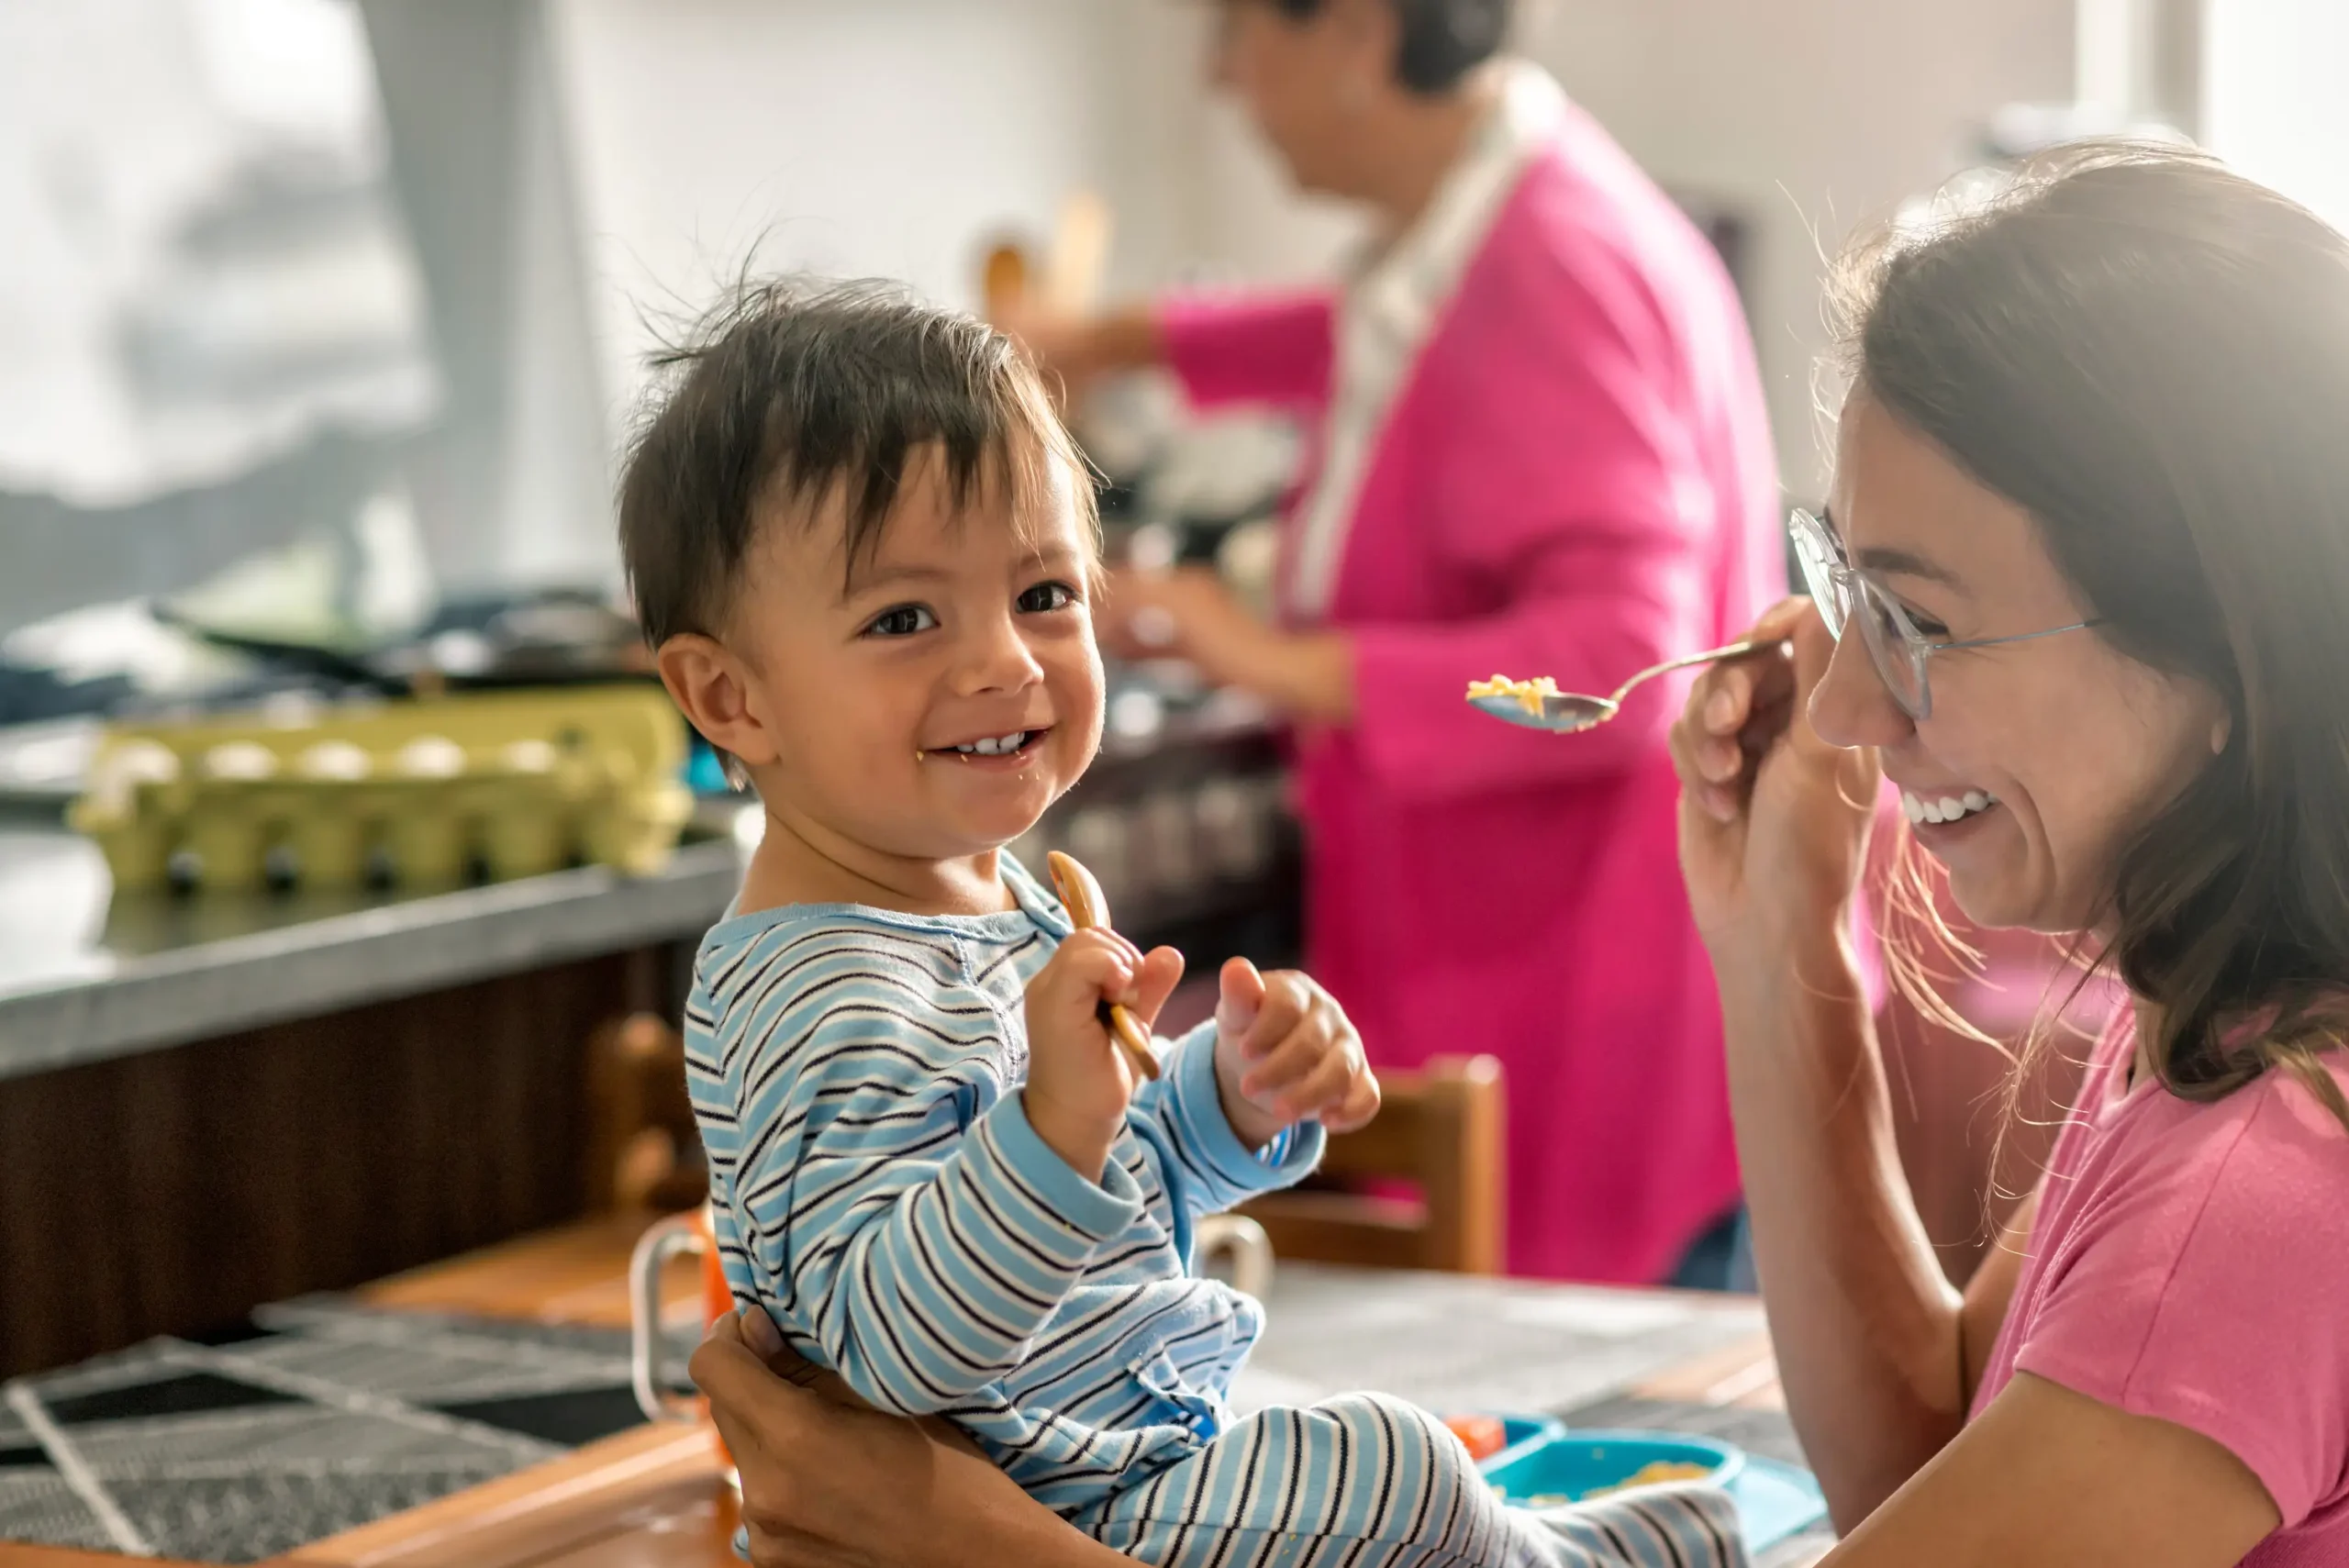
{"left": 551, "top": 0, "right": 1210, "bottom": 432}
{"left": 544, "top": 0, "right": 2074, "bottom": 495}
{"left": 2203, "top": 0, "right": 2349, "bottom": 239}
{"left": 1519, "top": 0, "right": 2076, "bottom": 495}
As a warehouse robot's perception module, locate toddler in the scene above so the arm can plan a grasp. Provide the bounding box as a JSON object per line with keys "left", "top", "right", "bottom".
{"left": 621, "top": 280, "right": 1746, "bottom": 1568}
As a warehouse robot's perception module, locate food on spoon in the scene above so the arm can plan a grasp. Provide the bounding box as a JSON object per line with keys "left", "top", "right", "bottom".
{"left": 1464, "top": 673, "right": 1560, "bottom": 717}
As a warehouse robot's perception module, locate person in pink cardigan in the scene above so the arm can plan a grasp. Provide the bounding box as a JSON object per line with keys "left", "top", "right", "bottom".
{"left": 1016, "top": 0, "right": 1782, "bottom": 1284}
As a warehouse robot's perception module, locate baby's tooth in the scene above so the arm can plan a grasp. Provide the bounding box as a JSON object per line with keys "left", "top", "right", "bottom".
{"left": 1937, "top": 795, "right": 1965, "bottom": 821}
{"left": 1901, "top": 791, "right": 1925, "bottom": 826}
{"left": 1963, "top": 790, "right": 1990, "bottom": 813}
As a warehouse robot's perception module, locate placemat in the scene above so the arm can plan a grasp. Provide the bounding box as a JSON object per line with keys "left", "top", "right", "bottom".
{"left": 0, "top": 1297, "right": 673, "bottom": 1563}
{"left": 2, "top": 1273, "right": 1820, "bottom": 1566}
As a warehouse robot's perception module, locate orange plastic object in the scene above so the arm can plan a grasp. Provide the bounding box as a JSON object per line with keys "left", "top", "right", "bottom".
{"left": 1444, "top": 1413, "right": 1509, "bottom": 1462}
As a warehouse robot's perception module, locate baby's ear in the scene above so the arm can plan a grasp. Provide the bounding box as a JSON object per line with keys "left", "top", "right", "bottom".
{"left": 655, "top": 634, "right": 781, "bottom": 769}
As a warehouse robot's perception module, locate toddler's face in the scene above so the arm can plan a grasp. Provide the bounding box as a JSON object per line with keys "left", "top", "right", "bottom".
{"left": 727, "top": 451, "right": 1104, "bottom": 862}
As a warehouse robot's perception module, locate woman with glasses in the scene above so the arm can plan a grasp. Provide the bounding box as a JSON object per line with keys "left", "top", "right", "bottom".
{"left": 1673, "top": 144, "right": 2349, "bottom": 1563}
{"left": 685, "top": 142, "right": 2348, "bottom": 1567}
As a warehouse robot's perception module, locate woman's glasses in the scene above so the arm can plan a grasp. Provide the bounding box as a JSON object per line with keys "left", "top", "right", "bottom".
{"left": 1787, "top": 506, "right": 2100, "bottom": 721}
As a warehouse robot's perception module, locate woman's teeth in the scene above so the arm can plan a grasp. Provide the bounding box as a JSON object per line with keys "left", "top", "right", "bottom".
{"left": 1901, "top": 788, "right": 1997, "bottom": 827}
{"left": 950, "top": 731, "right": 1031, "bottom": 756}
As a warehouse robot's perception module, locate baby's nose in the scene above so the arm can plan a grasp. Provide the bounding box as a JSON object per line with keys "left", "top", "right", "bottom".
{"left": 953, "top": 617, "right": 1045, "bottom": 695}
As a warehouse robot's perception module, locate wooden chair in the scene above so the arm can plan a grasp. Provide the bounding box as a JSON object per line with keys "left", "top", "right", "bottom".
{"left": 580, "top": 1018, "right": 1505, "bottom": 1273}
{"left": 583, "top": 1013, "right": 708, "bottom": 1216}
{"left": 1238, "top": 1054, "right": 1505, "bottom": 1274}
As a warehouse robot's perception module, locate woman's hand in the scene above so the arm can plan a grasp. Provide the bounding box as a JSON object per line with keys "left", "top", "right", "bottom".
{"left": 693, "top": 1310, "right": 1112, "bottom": 1568}
{"left": 1103, "top": 568, "right": 1354, "bottom": 723}
{"left": 1668, "top": 596, "right": 1879, "bottom": 957}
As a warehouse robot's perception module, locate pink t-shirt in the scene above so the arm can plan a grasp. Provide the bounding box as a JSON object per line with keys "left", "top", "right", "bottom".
{"left": 1972, "top": 1007, "right": 2349, "bottom": 1562}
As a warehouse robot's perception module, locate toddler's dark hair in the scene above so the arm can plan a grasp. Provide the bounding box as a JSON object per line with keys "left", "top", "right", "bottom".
{"left": 618, "top": 278, "right": 1093, "bottom": 649}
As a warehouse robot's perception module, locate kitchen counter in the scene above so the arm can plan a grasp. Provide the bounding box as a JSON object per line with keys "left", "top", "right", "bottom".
{"left": 0, "top": 685, "right": 1299, "bottom": 1376}
{"left": 0, "top": 825, "right": 747, "bottom": 1084}
{"left": 0, "top": 684, "right": 1291, "bottom": 1084}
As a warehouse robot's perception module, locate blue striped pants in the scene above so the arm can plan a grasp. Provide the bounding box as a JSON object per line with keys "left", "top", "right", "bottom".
{"left": 1073, "top": 1393, "right": 1749, "bottom": 1568}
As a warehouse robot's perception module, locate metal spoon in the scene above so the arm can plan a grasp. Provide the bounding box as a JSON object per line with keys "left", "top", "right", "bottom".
{"left": 1466, "top": 639, "right": 1780, "bottom": 734}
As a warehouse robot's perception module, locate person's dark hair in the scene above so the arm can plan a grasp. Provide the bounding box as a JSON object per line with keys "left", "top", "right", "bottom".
{"left": 618, "top": 277, "right": 1093, "bottom": 650}
{"left": 1270, "top": 0, "right": 1509, "bottom": 94}
{"left": 1835, "top": 140, "right": 2349, "bottom": 1135}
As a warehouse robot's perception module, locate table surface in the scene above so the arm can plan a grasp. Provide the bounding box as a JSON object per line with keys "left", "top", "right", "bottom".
{"left": 0, "top": 1216, "right": 1824, "bottom": 1568}
{"left": 0, "top": 1220, "right": 1823, "bottom": 1567}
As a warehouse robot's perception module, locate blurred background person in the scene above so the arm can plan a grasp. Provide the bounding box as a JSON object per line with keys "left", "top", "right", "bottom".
{"left": 1008, "top": 0, "right": 1781, "bottom": 1285}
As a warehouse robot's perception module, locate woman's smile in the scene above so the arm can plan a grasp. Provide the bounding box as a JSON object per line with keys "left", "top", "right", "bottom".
{"left": 1895, "top": 785, "right": 1998, "bottom": 828}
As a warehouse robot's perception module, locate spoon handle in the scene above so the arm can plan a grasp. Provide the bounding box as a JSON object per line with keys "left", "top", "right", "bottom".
{"left": 1606, "top": 639, "right": 1779, "bottom": 706}
{"left": 1042, "top": 851, "right": 1162, "bottom": 1082}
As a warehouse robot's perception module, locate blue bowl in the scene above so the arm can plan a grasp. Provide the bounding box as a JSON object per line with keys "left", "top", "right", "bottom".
{"left": 1480, "top": 1429, "right": 1742, "bottom": 1507}
{"left": 1481, "top": 1415, "right": 1566, "bottom": 1470}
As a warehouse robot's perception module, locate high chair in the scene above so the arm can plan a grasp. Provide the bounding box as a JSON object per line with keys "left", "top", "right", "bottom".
{"left": 584, "top": 1013, "right": 708, "bottom": 1215}
{"left": 1239, "top": 1054, "right": 1505, "bottom": 1275}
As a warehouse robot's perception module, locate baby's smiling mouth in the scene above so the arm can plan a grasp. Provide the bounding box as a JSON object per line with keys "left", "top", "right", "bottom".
{"left": 923, "top": 728, "right": 1050, "bottom": 762}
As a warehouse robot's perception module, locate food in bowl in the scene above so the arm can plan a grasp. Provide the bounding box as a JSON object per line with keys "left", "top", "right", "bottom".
{"left": 1579, "top": 1460, "right": 1720, "bottom": 1498}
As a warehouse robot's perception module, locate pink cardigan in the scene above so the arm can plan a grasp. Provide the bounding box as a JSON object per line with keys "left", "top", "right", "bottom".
{"left": 1161, "top": 100, "right": 1782, "bottom": 1283}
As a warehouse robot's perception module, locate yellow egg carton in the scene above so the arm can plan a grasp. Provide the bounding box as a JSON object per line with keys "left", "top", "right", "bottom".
{"left": 69, "top": 684, "right": 693, "bottom": 893}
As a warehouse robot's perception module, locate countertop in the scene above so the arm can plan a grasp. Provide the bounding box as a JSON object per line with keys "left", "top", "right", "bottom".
{"left": 0, "top": 684, "right": 1289, "bottom": 1084}
{"left": 0, "top": 820, "right": 747, "bottom": 1084}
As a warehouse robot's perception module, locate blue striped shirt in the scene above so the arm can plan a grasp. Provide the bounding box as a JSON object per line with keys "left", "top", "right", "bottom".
{"left": 684, "top": 854, "right": 1324, "bottom": 1517}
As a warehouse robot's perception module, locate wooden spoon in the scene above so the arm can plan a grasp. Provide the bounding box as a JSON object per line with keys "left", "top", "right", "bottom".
{"left": 1044, "top": 850, "right": 1162, "bottom": 1082}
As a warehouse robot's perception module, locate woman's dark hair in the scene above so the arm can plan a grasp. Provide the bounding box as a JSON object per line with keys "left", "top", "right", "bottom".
{"left": 617, "top": 277, "right": 1091, "bottom": 650}
{"left": 1271, "top": 0, "right": 1509, "bottom": 94}
{"left": 1837, "top": 141, "right": 2349, "bottom": 1134}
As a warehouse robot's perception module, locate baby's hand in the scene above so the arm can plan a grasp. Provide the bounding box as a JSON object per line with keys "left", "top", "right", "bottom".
{"left": 1212, "top": 958, "right": 1380, "bottom": 1149}
{"left": 1022, "top": 930, "right": 1183, "bottom": 1182}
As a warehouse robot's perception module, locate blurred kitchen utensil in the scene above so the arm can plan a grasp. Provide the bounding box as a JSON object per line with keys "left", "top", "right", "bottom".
{"left": 979, "top": 189, "right": 1111, "bottom": 324}
{"left": 1044, "top": 847, "right": 1161, "bottom": 1082}
{"left": 1467, "top": 639, "right": 1777, "bottom": 734}
{"left": 1044, "top": 189, "right": 1111, "bottom": 317}
{"left": 981, "top": 240, "right": 1030, "bottom": 324}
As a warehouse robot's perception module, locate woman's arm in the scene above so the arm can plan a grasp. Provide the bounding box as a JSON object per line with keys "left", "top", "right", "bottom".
{"left": 1009, "top": 305, "right": 1167, "bottom": 395}
{"left": 692, "top": 1311, "right": 1135, "bottom": 1568}
{"left": 1710, "top": 921, "right": 1971, "bottom": 1528}
{"left": 1006, "top": 292, "right": 1337, "bottom": 414}
{"left": 1671, "top": 601, "right": 2021, "bottom": 1528}
{"left": 1824, "top": 1371, "right": 2279, "bottom": 1565}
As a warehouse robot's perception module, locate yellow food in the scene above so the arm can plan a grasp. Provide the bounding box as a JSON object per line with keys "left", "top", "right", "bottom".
{"left": 1464, "top": 673, "right": 1560, "bottom": 717}
{"left": 1579, "top": 1460, "right": 1717, "bottom": 1498}
{"left": 1492, "top": 1460, "right": 1718, "bottom": 1511}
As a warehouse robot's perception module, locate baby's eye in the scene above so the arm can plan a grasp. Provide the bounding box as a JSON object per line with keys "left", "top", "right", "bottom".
{"left": 864, "top": 604, "right": 938, "bottom": 638}
{"left": 1017, "top": 580, "right": 1080, "bottom": 614}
